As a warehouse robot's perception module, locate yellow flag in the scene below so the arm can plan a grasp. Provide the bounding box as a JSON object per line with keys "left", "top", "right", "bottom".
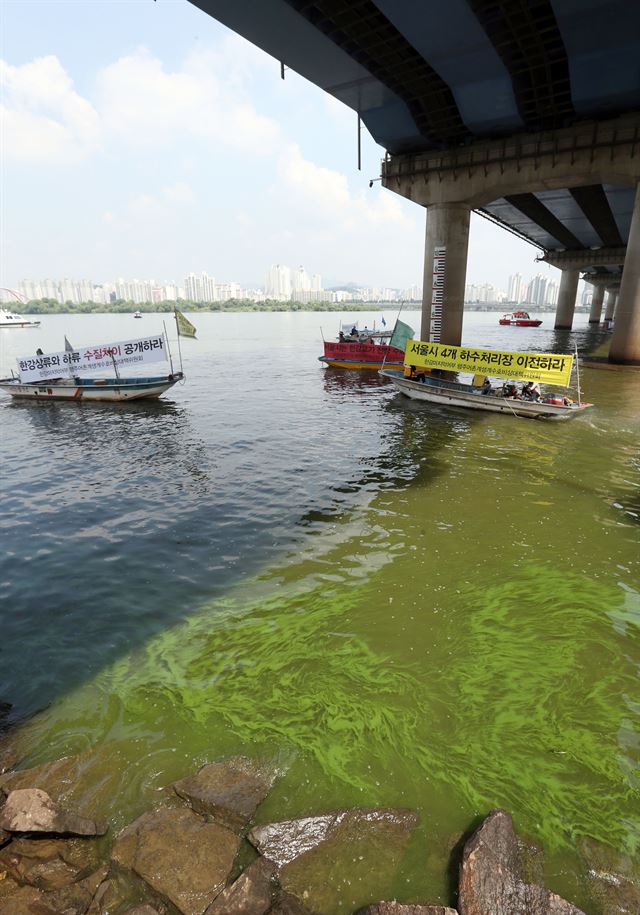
{"left": 175, "top": 309, "right": 197, "bottom": 338}
{"left": 405, "top": 340, "right": 573, "bottom": 386}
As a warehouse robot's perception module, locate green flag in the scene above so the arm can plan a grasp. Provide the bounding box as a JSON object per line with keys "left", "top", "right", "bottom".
{"left": 389, "top": 319, "right": 414, "bottom": 355}
{"left": 175, "top": 308, "right": 197, "bottom": 338}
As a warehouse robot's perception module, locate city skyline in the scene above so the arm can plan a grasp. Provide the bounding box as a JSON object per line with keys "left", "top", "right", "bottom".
{"left": 6, "top": 265, "right": 594, "bottom": 308}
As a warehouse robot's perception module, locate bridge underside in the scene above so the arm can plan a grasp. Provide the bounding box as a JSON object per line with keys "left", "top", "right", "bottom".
{"left": 190, "top": 0, "right": 640, "bottom": 362}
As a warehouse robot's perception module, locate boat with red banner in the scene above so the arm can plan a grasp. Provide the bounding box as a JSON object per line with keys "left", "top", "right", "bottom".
{"left": 319, "top": 319, "right": 414, "bottom": 370}
{"left": 499, "top": 310, "right": 542, "bottom": 327}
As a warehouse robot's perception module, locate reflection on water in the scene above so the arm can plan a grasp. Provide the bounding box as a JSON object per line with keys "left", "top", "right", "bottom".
{"left": 1, "top": 312, "right": 639, "bottom": 913}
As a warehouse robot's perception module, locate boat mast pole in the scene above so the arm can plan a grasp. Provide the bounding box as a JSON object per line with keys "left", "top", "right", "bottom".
{"left": 163, "top": 321, "right": 175, "bottom": 374}
{"left": 574, "top": 342, "right": 581, "bottom": 404}
{"left": 382, "top": 300, "right": 404, "bottom": 371}
{"left": 172, "top": 312, "right": 184, "bottom": 374}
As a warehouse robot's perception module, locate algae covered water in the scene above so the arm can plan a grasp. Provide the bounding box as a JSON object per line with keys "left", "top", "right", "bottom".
{"left": 0, "top": 311, "right": 638, "bottom": 910}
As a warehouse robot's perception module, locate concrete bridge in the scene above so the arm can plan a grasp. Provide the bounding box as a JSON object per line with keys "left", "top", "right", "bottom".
{"left": 189, "top": 0, "right": 640, "bottom": 364}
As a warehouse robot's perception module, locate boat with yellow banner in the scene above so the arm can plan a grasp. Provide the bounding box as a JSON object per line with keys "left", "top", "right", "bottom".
{"left": 379, "top": 340, "right": 592, "bottom": 420}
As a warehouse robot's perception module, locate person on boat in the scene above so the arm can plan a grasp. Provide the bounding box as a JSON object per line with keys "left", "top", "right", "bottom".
{"left": 338, "top": 331, "right": 346, "bottom": 342}
{"left": 522, "top": 381, "right": 541, "bottom": 401}
{"left": 481, "top": 376, "right": 492, "bottom": 395}
{"left": 404, "top": 364, "right": 417, "bottom": 379}
{"left": 503, "top": 382, "right": 519, "bottom": 399}
{"left": 350, "top": 326, "right": 358, "bottom": 337}
{"left": 36, "top": 348, "right": 44, "bottom": 355}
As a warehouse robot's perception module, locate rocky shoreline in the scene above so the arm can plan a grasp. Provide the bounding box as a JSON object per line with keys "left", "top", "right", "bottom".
{"left": 0, "top": 750, "right": 638, "bottom": 915}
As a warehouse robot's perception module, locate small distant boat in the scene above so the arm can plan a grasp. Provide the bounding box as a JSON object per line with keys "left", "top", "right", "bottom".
{"left": 0, "top": 308, "right": 40, "bottom": 328}
{"left": 0, "top": 331, "right": 184, "bottom": 403}
{"left": 499, "top": 310, "right": 542, "bottom": 327}
{"left": 133, "top": 311, "right": 142, "bottom": 319}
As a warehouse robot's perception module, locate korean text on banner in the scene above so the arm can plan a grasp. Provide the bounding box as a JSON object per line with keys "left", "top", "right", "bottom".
{"left": 404, "top": 340, "right": 574, "bottom": 386}
{"left": 17, "top": 335, "right": 167, "bottom": 383}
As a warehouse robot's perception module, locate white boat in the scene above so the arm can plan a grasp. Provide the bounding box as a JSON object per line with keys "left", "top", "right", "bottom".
{"left": 380, "top": 370, "right": 590, "bottom": 420}
{"left": 0, "top": 331, "right": 184, "bottom": 403}
{"left": 0, "top": 308, "right": 40, "bottom": 328}
{"left": 0, "top": 373, "right": 183, "bottom": 402}
{"left": 133, "top": 311, "right": 142, "bottom": 319}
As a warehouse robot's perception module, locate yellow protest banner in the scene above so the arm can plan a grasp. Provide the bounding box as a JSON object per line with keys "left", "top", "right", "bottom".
{"left": 404, "top": 340, "right": 574, "bottom": 386}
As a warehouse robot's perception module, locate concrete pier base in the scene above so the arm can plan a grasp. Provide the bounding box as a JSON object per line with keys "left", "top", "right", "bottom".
{"left": 588, "top": 285, "right": 605, "bottom": 323}
{"left": 610, "top": 182, "right": 640, "bottom": 363}
{"left": 554, "top": 269, "right": 579, "bottom": 329}
{"left": 422, "top": 203, "right": 470, "bottom": 345}
{"left": 604, "top": 291, "right": 618, "bottom": 322}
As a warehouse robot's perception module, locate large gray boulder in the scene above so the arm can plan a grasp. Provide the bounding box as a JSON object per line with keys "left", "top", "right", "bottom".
{"left": 459, "top": 810, "right": 585, "bottom": 915}
{"left": 111, "top": 805, "right": 240, "bottom": 915}
{"left": 172, "top": 756, "right": 278, "bottom": 831}
{"left": 577, "top": 834, "right": 640, "bottom": 914}
{"left": 249, "top": 807, "right": 418, "bottom": 914}
{"left": 0, "top": 787, "right": 106, "bottom": 836}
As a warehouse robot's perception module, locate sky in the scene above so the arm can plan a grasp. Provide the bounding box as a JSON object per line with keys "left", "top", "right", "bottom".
{"left": 0, "top": 0, "right": 560, "bottom": 291}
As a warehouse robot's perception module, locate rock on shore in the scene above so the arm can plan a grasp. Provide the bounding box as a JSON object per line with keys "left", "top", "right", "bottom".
{"left": 458, "top": 809, "right": 585, "bottom": 915}
{"left": 111, "top": 805, "right": 240, "bottom": 915}
{"left": 249, "top": 807, "right": 419, "bottom": 914}
{"left": 0, "top": 788, "right": 106, "bottom": 837}
{"left": 172, "top": 755, "right": 279, "bottom": 831}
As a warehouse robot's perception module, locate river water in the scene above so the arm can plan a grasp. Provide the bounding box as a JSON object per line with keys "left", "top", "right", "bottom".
{"left": 0, "top": 311, "right": 638, "bottom": 911}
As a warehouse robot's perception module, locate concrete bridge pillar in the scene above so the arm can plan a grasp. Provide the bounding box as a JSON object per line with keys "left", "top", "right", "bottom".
{"left": 554, "top": 268, "right": 579, "bottom": 329}
{"left": 422, "top": 203, "right": 470, "bottom": 344}
{"left": 604, "top": 290, "right": 618, "bottom": 322}
{"left": 588, "top": 285, "right": 605, "bottom": 323}
{"left": 610, "top": 183, "right": 640, "bottom": 363}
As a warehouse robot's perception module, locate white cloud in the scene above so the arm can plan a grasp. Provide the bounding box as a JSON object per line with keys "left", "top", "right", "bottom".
{"left": 162, "top": 181, "right": 194, "bottom": 204}
{"left": 1, "top": 56, "right": 100, "bottom": 163}
{"left": 278, "top": 143, "right": 411, "bottom": 228}
{"left": 96, "top": 46, "right": 280, "bottom": 153}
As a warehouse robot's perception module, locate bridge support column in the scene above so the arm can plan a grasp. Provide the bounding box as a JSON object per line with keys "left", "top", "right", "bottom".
{"left": 422, "top": 203, "right": 470, "bottom": 344}
{"left": 604, "top": 290, "right": 617, "bottom": 322}
{"left": 610, "top": 183, "right": 640, "bottom": 363}
{"left": 554, "top": 268, "right": 579, "bottom": 329}
{"left": 588, "top": 285, "right": 605, "bottom": 323}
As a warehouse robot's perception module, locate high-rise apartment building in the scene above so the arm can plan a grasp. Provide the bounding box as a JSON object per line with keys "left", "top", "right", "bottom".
{"left": 265, "top": 265, "right": 292, "bottom": 299}
{"left": 526, "top": 274, "right": 548, "bottom": 306}
{"left": 292, "top": 266, "right": 311, "bottom": 293}
{"left": 184, "top": 272, "right": 216, "bottom": 303}
{"left": 507, "top": 273, "right": 524, "bottom": 303}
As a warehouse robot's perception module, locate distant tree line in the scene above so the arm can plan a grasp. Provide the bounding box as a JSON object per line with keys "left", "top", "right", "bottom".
{"left": 19, "top": 298, "right": 411, "bottom": 315}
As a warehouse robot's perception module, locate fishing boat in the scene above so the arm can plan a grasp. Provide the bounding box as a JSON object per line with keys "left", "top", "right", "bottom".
{"left": 0, "top": 308, "right": 40, "bottom": 328}
{"left": 319, "top": 319, "right": 413, "bottom": 370}
{"left": 0, "top": 332, "right": 184, "bottom": 402}
{"left": 499, "top": 310, "right": 542, "bottom": 327}
{"left": 380, "top": 340, "right": 591, "bottom": 421}
{"left": 133, "top": 311, "right": 142, "bottom": 319}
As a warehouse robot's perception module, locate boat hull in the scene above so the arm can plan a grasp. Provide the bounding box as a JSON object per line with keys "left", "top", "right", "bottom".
{"left": 499, "top": 319, "right": 543, "bottom": 327}
{"left": 320, "top": 341, "right": 404, "bottom": 370}
{"left": 379, "top": 370, "right": 590, "bottom": 420}
{"left": 0, "top": 373, "right": 183, "bottom": 402}
{"left": 0, "top": 319, "right": 40, "bottom": 327}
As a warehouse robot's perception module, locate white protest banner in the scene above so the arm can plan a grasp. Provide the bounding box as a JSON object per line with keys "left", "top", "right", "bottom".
{"left": 17, "top": 335, "right": 167, "bottom": 383}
